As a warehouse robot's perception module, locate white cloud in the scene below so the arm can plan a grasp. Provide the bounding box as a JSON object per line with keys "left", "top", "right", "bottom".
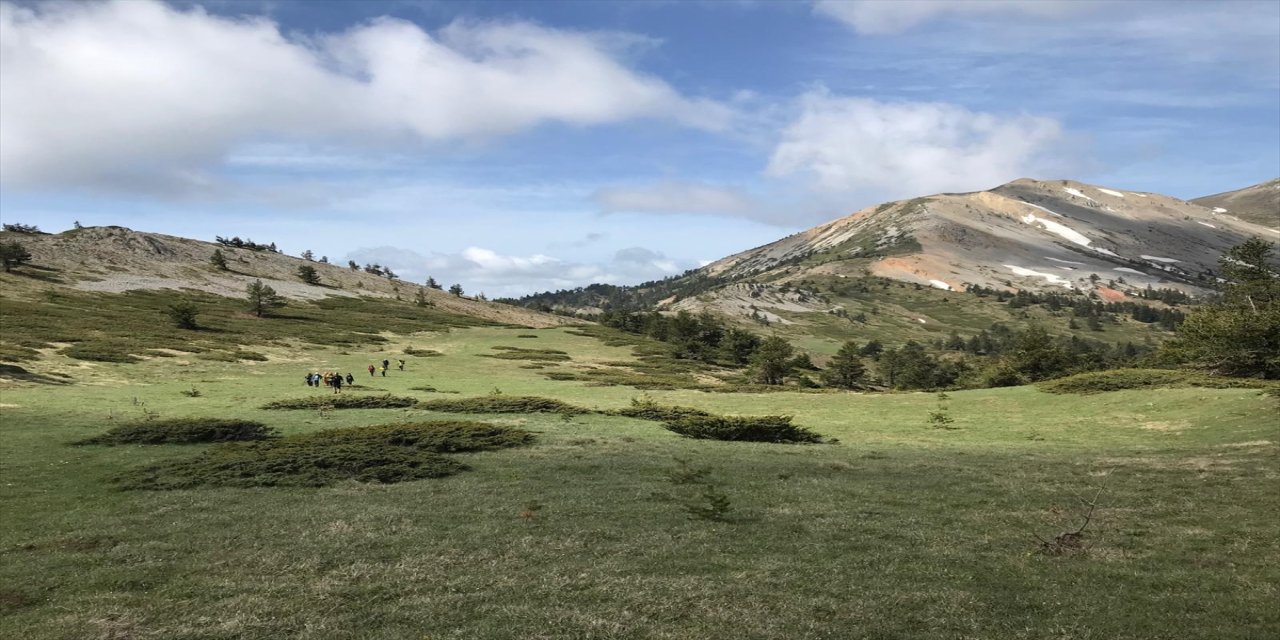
{"left": 0, "top": 0, "right": 730, "bottom": 194}
{"left": 592, "top": 181, "right": 755, "bottom": 215}
{"left": 765, "top": 91, "right": 1066, "bottom": 198}
{"left": 814, "top": 0, "right": 1080, "bottom": 35}
{"left": 344, "top": 245, "right": 689, "bottom": 297}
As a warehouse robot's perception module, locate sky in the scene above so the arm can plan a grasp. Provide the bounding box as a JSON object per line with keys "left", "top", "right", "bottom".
{"left": 1, "top": 0, "right": 1277, "bottom": 297}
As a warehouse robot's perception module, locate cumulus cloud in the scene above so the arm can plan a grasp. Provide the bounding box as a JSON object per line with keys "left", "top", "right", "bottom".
{"left": 765, "top": 91, "right": 1066, "bottom": 198}
{"left": 0, "top": 0, "right": 730, "bottom": 193}
{"left": 345, "top": 245, "right": 687, "bottom": 297}
{"left": 814, "top": 0, "right": 1079, "bottom": 35}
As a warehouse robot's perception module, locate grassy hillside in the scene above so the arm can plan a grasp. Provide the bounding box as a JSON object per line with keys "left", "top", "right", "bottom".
{"left": 2, "top": 325, "right": 1277, "bottom": 639}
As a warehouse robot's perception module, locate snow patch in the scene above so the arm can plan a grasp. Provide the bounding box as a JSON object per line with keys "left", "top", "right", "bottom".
{"left": 1093, "top": 246, "right": 1121, "bottom": 257}
{"left": 1020, "top": 213, "right": 1093, "bottom": 248}
{"left": 1196, "top": 221, "right": 1217, "bottom": 229}
{"left": 1097, "top": 188, "right": 1125, "bottom": 198}
{"left": 1115, "top": 267, "right": 1146, "bottom": 275}
{"left": 1004, "top": 265, "right": 1074, "bottom": 288}
{"left": 1045, "top": 256, "right": 1086, "bottom": 265}
{"left": 928, "top": 280, "right": 952, "bottom": 291}
{"left": 1133, "top": 193, "right": 1148, "bottom": 198}
{"left": 1023, "top": 202, "right": 1064, "bottom": 218}
{"left": 1140, "top": 255, "right": 1179, "bottom": 263}
{"left": 917, "top": 318, "right": 927, "bottom": 324}
{"left": 1213, "top": 207, "right": 1228, "bottom": 213}
{"left": 1063, "top": 187, "right": 1095, "bottom": 202}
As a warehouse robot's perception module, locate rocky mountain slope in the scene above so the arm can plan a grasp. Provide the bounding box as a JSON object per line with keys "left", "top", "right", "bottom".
{"left": 1192, "top": 178, "right": 1280, "bottom": 227}
{"left": 0, "top": 225, "right": 575, "bottom": 328}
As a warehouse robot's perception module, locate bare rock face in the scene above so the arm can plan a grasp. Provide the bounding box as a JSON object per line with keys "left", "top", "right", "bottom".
{"left": 1192, "top": 178, "right": 1280, "bottom": 228}
{"left": 700, "top": 178, "right": 1278, "bottom": 297}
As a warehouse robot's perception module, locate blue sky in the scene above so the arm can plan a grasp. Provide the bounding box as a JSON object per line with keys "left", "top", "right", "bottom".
{"left": 1, "top": 0, "right": 1277, "bottom": 296}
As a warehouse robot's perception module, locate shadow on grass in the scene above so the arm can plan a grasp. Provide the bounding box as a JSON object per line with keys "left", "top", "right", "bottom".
{"left": 0, "top": 363, "right": 73, "bottom": 385}
{"left": 10, "top": 265, "right": 66, "bottom": 284}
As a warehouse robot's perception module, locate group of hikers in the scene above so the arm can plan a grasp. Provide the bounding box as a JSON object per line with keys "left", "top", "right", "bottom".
{"left": 305, "top": 358, "right": 408, "bottom": 392}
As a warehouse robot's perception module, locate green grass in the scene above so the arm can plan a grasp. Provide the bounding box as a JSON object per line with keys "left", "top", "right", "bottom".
{"left": 1, "top": 325, "right": 1277, "bottom": 638}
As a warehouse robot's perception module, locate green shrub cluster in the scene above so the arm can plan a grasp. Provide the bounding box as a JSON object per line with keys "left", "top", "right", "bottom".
{"left": 114, "top": 421, "right": 533, "bottom": 490}
{"left": 403, "top": 347, "right": 443, "bottom": 357}
{"left": 59, "top": 343, "right": 141, "bottom": 363}
{"left": 663, "top": 415, "right": 823, "bottom": 443}
{"left": 1037, "top": 368, "right": 1279, "bottom": 395}
{"left": 482, "top": 346, "right": 571, "bottom": 362}
{"left": 419, "top": 395, "right": 589, "bottom": 414}
{"left": 75, "top": 418, "right": 277, "bottom": 445}
{"left": 261, "top": 394, "right": 418, "bottom": 410}
{"left": 610, "top": 401, "right": 714, "bottom": 422}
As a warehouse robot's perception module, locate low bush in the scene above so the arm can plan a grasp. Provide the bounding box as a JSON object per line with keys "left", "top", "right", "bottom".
{"left": 261, "top": 394, "right": 418, "bottom": 410}
{"left": 1038, "top": 368, "right": 1279, "bottom": 395}
{"left": 663, "top": 415, "right": 823, "bottom": 443}
{"left": 114, "top": 421, "right": 532, "bottom": 490}
{"left": 404, "top": 347, "right": 443, "bottom": 357}
{"left": 60, "top": 344, "right": 141, "bottom": 363}
{"left": 75, "top": 418, "right": 277, "bottom": 445}
{"left": 419, "top": 395, "right": 590, "bottom": 414}
{"left": 482, "top": 347, "right": 571, "bottom": 362}
{"left": 198, "top": 349, "right": 268, "bottom": 362}
{"left": 610, "top": 400, "right": 714, "bottom": 422}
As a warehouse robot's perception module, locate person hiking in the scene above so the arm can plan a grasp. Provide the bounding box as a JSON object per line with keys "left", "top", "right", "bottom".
{"left": 368, "top": 364, "right": 376, "bottom": 377}
{"left": 345, "top": 373, "right": 354, "bottom": 386}
{"left": 305, "top": 373, "right": 313, "bottom": 387}
{"left": 332, "top": 373, "right": 343, "bottom": 393}
{"left": 380, "top": 362, "right": 388, "bottom": 377}
{"left": 398, "top": 359, "right": 405, "bottom": 371}
{"left": 382, "top": 359, "right": 390, "bottom": 371}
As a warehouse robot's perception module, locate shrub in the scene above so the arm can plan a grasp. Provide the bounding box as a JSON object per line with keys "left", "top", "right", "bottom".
{"left": 404, "top": 347, "right": 443, "bottom": 357}
{"left": 663, "top": 415, "right": 823, "bottom": 443}
{"left": 113, "top": 421, "right": 531, "bottom": 490}
{"left": 60, "top": 344, "right": 141, "bottom": 363}
{"left": 482, "top": 346, "right": 571, "bottom": 362}
{"left": 261, "top": 394, "right": 418, "bottom": 410}
{"left": 1038, "top": 368, "right": 1280, "bottom": 395}
{"left": 166, "top": 302, "right": 199, "bottom": 329}
{"left": 610, "top": 399, "right": 714, "bottom": 422}
{"left": 419, "top": 395, "right": 590, "bottom": 414}
{"left": 75, "top": 418, "right": 276, "bottom": 445}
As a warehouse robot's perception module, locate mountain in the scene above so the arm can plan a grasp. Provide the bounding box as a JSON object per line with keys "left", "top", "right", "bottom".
{"left": 0, "top": 225, "right": 574, "bottom": 329}
{"left": 1191, "top": 178, "right": 1280, "bottom": 227}
{"left": 509, "top": 178, "right": 1278, "bottom": 353}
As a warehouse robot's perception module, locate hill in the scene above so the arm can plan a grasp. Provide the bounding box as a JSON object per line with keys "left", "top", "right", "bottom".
{"left": 1192, "top": 177, "right": 1280, "bottom": 227}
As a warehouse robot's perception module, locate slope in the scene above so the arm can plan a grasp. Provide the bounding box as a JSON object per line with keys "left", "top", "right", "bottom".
{"left": 1192, "top": 177, "right": 1280, "bottom": 227}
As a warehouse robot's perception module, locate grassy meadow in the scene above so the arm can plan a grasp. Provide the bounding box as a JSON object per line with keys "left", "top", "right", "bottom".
{"left": 2, "top": 326, "right": 1278, "bottom": 639}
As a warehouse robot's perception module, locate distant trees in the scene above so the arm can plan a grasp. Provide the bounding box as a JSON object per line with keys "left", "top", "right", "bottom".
{"left": 209, "top": 249, "right": 228, "bottom": 271}
{"left": 166, "top": 301, "right": 199, "bottom": 329}
{"left": 214, "top": 236, "right": 278, "bottom": 252}
{"left": 301, "top": 250, "right": 314, "bottom": 261}
{"left": 1162, "top": 237, "right": 1280, "bottom": 378}
{"left": 2, "top": 223, "right": 41, "bottom": 234}
{"left": 426, "top": 276, "right": 442, "bottom": 290}
{"left": 449, "top": 284, "right": 464, "bottom": 297}
{"left": 0, "top": 241, "right": 33, "bottom": 272}
{"left": 297, "top": 265, "right": 321, "bottom": 285}
{"left": 348, "top": 260, "right": 359, "bottom": 270}
{"left": 246, "top": 279, "right": 286, "bottom": 317}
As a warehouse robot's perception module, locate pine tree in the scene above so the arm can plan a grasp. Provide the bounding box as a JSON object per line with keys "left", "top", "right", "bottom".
{"left": 166, "top": 301, "right": 199, "bottom": 329}
{"left": 821, "top": 341, "right": 867, "bottom": 389}
{"left": 209, "top": 249, "right": 228, "bottom": 271}
{"left": 246, "top": 279, "right": 286, "bottom": 317}
{"left": 301, "top": 249, "right": 314, "bottom": 261}
{"left": 297, "top": 265, "right": 321, "bottom": 285}
{"left": 449, "top": 284, "right": 464, "bottom": 297}
{"left": 751, "top": 336, "right": 794, "bottom": 385}
{"left": 0, "top": 241, "right": 33, "bottom": 272}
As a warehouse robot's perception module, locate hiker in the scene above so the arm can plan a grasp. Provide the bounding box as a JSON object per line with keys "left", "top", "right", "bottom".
{"left": 305, "top": 373, "right": 313, "bottom": 387}
{"left": 382, "top": 359, "right": 390, "bottom": 371}
{"left": 332, "top": 373, "right": 343, "bottom": 393}
{"left": 345, "top": 373, "right": 354, "bottom": 386}
{"left": 398, "top": 359, "right": 405, "bottom": 371}
{"left": 380, "top": 362, "right": 388, "bottom": 377}
{"left": 368, "top": 364, "right": 376, "bottom": 377}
